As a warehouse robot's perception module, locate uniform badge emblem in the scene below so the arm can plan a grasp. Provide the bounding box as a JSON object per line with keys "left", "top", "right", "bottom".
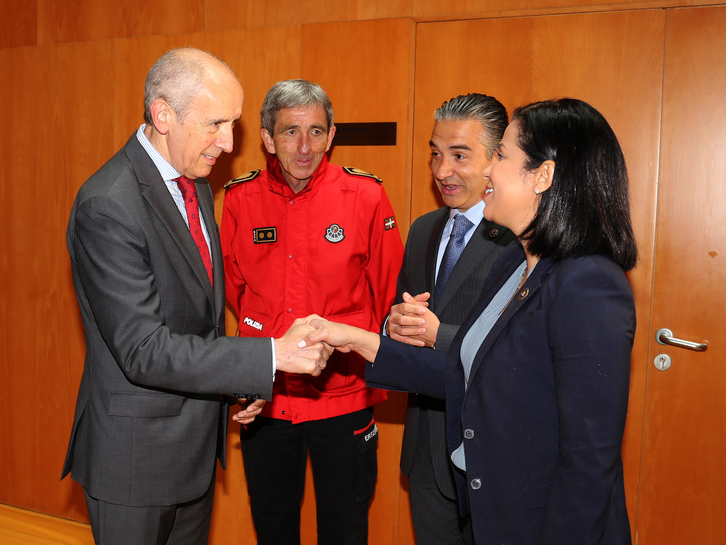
{"left": 325, "top": 224, "right": 345, "bottom": 243}
{"left": 384, "top": 216, "right": 397, "bottom": 231}
{"left": 254, "top": 227, "right": 277, "bottom": 244}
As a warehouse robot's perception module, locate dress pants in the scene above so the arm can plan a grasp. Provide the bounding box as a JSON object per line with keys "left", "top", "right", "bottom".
{"left": 83, "top": 466, "right": 216, "bottom": 545}
{"left": 241, "top": 408, "right": 377, "bottom": 545}
{"left": 408, "top": 408, "right": 470, "bottom": 545}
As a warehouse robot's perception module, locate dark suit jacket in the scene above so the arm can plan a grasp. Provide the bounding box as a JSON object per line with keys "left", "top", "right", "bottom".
{"left": 62, "top": 134, "right": 273, "bottom": 507}
{"left": 394, "top": 206, "right": 514, "bottom": 498}
{"left": 369, "top": 242, "right": 635, "bottom": 545}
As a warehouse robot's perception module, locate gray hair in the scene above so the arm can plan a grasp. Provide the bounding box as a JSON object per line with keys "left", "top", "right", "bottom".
{"left": 260, "top": 79, "right": 334, "bottom": 135}
{"left": 434, "top": 94, "right": 508, "bottom": 159}
{"left": 143, "top": 48, "right": 231, "bottom": 124}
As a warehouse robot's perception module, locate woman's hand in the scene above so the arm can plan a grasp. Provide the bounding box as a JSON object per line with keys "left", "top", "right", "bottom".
{"left": 301, "top": 318, "right": 381, "bottom": 362}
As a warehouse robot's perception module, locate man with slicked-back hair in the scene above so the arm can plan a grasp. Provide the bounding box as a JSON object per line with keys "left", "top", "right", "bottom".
{"left": 385, "top": 94, "right": 515, "bottom": 545}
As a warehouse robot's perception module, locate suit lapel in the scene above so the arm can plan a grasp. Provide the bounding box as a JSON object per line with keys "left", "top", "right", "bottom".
{"left": 126, "top": 137, "right": 217, "bottom": 312}
{"left": 436, "top": 217, "right": 505, "bottom": 312}
{"left": 465, "top": 253, "right": 556, "bottom": 388}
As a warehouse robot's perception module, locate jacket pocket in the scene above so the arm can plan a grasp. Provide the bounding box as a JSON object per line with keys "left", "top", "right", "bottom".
{"left": 108, "top": 392, "right": 183, "bottom": 418}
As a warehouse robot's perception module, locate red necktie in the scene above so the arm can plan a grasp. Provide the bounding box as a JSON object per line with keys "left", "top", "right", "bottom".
{"left": 175, "top": 176, "right": 214, "bottom": 286}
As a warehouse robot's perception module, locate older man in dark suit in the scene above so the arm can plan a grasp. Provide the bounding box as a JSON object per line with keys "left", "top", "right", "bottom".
{"left": 385, "top": 94, "right": 515, "bottom": 545}
{"left": 62, "top": 48, "right": 328, "bottom": 545}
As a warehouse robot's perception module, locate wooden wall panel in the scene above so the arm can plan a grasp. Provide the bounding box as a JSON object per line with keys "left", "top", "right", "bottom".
{"left": 412, "top": 10, "right": 664, "bottom": 528}
{"left": 205, "top": 0, "right": 412, "bottom": 32}
{"left": 412, "top": 0, "right": 726, "bottom": 20}
{"left": 0, "top": 0, "right": 37, "bottom": 48}
{"left": 37, "top": 0, "right": 204, "bottom": 45}
{"left": 303, "top": 18, "right": 415, "bottom": 233}
{"left": 0, "top": 40, "right": 116, "bottom": 520}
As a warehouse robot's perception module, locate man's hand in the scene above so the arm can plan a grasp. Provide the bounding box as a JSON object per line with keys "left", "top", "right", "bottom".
{"left": 275, "top": 317, "right": 333, "bottom": 376}
{"left": 387, "top": 292, "right": 440, "bottom": 347}
{"left": 232, "top": 398, "right": 266, "bottom": 425}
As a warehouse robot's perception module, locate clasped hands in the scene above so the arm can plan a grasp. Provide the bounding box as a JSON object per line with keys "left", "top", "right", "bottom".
{"left": 386, "top": 292, "right": 439, "bottom": 348}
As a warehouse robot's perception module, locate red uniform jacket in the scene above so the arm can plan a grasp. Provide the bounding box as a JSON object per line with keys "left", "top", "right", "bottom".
{"left": 221, "top": 154, "right": 404, "bottom": 422}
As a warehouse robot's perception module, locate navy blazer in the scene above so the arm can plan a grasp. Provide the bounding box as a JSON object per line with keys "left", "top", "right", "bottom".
{"left": 367, "top": 242, "right": 635, "bottom": 545}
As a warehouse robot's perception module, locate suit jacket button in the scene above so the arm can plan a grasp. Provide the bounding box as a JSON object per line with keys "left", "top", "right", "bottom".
{"left": 470, "top": 478, "right": 481, "bottom": 490}
{"left": 464, "top": 429, "right": 474, "bottom": 440}
{"left": 488, "top": 229, "right": 499, "bottom": 238}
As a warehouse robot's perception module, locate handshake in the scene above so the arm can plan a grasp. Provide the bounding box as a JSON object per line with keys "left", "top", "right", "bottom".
{"left": 233, "top": 315, "right": 379, "bottom": 424}
{"left": 234, "top": 315, "right": 331, "bottom": 425}
{"left": 274, "top": 315, "right": 335, "bottom": 376}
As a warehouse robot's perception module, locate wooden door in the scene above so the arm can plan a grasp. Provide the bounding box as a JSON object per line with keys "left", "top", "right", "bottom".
{"left": 635, "top": 7, "right": 726, "bottom": 543}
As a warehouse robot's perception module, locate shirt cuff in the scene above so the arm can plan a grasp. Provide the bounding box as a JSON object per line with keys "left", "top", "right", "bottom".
{"left": 382, "top": 315, "right": 390, "bottom": 337}
{"left": 270, "top": 338, "right": 276, "bottom": 381}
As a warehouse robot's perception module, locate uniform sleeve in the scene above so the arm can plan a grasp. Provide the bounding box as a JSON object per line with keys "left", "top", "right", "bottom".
{"left": 538, "top": 260, "right": 635, "bottom": 544}
{"left": 365, "top": 185, "right": 404, "bottom": 325}
{"left": 220, "top": 188, "right": 247, "bottom": 319}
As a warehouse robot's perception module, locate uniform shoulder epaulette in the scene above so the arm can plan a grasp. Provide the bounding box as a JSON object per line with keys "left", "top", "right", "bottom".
{"left": 224, "top": 170, "right": 261, "bottom": 189}
{"left": 343, "top": 166, "right": 383, "bottom": 183}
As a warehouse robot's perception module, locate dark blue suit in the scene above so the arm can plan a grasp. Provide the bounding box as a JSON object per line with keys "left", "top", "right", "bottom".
{"left": 368, "top": 242, "right": 634, "bottom": 545}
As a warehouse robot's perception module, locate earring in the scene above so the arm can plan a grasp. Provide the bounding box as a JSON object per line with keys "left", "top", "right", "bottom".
{"left": 535, "top": 189, "right": 540, "bottom": 194}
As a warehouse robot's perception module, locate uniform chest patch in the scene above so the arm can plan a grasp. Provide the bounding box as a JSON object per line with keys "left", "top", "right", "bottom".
{"left": 242, "top": 317, "right": 263, "bottom": 331}
{"left": 324, "top": 223, "right": 345, "bottom": 243}
{"left": 254, "top": 227, "right": 277, "bottom": 244}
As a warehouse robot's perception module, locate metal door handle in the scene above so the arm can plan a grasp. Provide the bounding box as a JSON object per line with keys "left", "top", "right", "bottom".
{"left": 655, "top": 328, "right": 708, "bottom": 352}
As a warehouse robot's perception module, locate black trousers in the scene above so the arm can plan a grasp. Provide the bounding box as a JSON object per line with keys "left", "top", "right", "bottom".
{"left": 83, "top": 467, "right": 216, "bottom": 545}
{"left": 241, "top": 408, "right": 378, "bottom": 545}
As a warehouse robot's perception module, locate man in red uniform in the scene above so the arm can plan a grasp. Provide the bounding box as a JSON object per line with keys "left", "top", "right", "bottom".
{"left": 221, "top": 79, "right": 404, "bottom": 544}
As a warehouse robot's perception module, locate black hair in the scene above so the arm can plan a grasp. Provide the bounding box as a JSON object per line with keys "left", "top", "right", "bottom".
{"left": 434, "top": 93, "right": 508, "bottom": 159}
{"left": 513, "top": 98, "right": 638, "bottom": 271}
